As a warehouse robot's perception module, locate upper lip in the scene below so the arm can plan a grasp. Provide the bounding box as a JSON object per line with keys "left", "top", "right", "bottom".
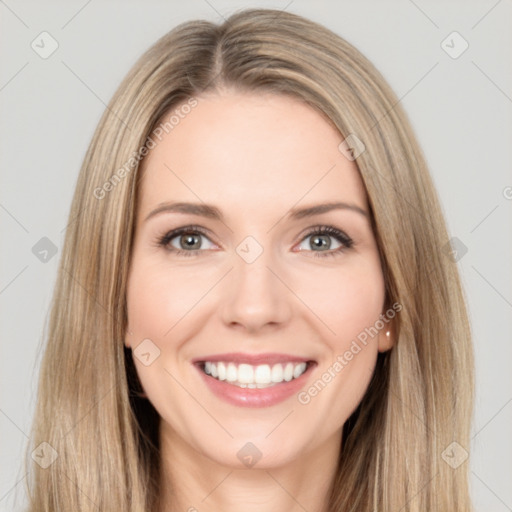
{"left": 192, "top": 352, "right": 314, "bottom": 366}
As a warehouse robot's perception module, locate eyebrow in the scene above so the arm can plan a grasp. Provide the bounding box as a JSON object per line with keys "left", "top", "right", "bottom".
{"left": 144, "top": 201, "right": 368, "bottom": 223}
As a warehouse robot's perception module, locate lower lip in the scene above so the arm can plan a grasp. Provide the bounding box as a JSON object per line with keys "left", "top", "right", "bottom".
{"left": 194, "top": 363, "right": 316, "bottom": 408}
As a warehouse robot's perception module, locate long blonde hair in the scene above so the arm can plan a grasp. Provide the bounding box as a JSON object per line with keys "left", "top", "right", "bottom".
{"left": 24, "top": 8, "right": 474, "bottom": 511}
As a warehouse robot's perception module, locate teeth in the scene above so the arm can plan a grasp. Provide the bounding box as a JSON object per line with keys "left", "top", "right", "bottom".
{"left": 271, "top": 363, "right": 283, "bottom": 383}
{"left": 284, "top": 362, "right": 294, "bottom": 382}
{"left": 202, "top": 361, "right": 308, "bottom": 387}
{"left": 255, "top": 364, "right": 271, "bottom": 384}
{"left": 216, "top": 362, "right": 225, "bottom": 380}
{"left": 238, "top": 364, "right": 254, "bottom": 384}
{"left": 226, "top": 363, "right": 237, "bottom": 382}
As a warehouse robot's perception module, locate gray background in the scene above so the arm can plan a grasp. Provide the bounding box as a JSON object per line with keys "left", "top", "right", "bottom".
{"left": 1, "top": 1, "right": 511, "bottom": 510}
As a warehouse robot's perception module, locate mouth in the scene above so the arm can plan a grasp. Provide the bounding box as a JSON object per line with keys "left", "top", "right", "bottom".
{"left": 191, "top": 353, "right": 317, "bottom": 408}
{"left": 196, "top": 360, "right": 314, "bottom": 389}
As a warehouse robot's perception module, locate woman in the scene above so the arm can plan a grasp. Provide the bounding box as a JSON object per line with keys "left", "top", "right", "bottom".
{"left": 25, "top": 8, "right": 474, "bottom": 511}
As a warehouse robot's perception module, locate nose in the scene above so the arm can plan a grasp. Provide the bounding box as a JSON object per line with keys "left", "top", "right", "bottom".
{"left": 219, "top": 245, "right": 293, "bottom": 333}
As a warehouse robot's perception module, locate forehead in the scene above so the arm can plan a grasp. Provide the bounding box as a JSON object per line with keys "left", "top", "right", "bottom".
{"left": 138, "top": 91, "right": 368, "bottom": 221}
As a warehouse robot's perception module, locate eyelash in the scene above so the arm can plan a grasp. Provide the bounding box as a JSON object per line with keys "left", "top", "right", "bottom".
{"left": 156, "top": 224, "right": 354, "bottom": 259}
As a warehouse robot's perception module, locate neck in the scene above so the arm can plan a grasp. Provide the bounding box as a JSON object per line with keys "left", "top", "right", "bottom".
{"left": 158, "top": 424, "right": 341, "bottom": 512}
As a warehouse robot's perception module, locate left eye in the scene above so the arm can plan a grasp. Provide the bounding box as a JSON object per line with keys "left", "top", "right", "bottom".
{"left": 298, "top": 233, "right": 342, "bottom": 252}
{"left": 295, "top": 226, "right": 353, "bottom": 257}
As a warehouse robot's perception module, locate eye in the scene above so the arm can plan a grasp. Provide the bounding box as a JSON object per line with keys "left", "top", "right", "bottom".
{"left": 157, "top": 226, "right": 216, "bottom": 257}
{"left": 296, "top": 225, "right": 354, "bottom": 258}
{"left": 156, "top": 224, "right": 354, "bottom": 258}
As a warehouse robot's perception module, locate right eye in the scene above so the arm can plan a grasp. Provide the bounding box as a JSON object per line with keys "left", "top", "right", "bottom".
{"left": 157, "top": 226, "right": 216, "bottom": 257}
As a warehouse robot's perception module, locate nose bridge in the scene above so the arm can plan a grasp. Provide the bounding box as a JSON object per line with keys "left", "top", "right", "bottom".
{"left": 220, "top": 234, "right": 292, "bottom": 330}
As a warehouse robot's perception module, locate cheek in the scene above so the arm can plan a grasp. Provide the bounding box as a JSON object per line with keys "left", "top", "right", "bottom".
{"left": 124, "top": 258, "right": 222, "bottom": 403}
{"left": 303, "top": 259, "right": 386, "bottom": 344}
{"left": 126, "top": 260, "right": 210, "bottom": 341}
{"left": 303, "top": 259, "right": 385, "bottom": 422}
{"left": 124, "top": 260, "right": 203, "bottom": 423}
{"left": 295, "top": 259, "right": 385, "bottom": 421}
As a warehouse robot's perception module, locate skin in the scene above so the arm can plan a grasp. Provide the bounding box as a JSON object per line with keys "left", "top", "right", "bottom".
{"left": 124, "top": 90, "right": 394, "bottom": 512}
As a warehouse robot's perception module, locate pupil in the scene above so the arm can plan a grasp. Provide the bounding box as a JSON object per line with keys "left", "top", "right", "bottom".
{"left": 182, "top": 234, "right": 200, "bottom": 249}
{"left": 312, "top": 235, "right": 330, "bottom": 250}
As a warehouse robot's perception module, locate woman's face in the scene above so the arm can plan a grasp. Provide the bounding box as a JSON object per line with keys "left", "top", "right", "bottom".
{"left": 125, "top": 90, "right": 392, "bottom": 468}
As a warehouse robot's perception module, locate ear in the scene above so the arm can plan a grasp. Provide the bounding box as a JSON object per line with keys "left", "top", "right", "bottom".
{"left": 377, "top": 322, "right": 395, "bottom": 353}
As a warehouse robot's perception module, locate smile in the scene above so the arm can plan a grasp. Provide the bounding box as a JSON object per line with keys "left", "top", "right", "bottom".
{"left": 192, "top": 352, "right": 317, "bottom": 407}
{"left": 201, "top": 361, "right": 309, "bottom": 388}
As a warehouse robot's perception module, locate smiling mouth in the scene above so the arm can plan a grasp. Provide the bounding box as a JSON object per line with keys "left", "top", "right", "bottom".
{"left": 197, "top": 360, "right": 315, "bottom": 389}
